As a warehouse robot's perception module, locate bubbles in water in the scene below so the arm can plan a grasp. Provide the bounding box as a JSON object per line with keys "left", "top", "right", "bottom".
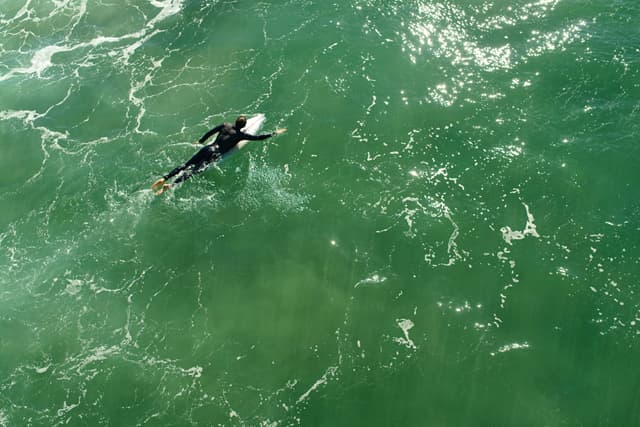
{"left": 236, "top": 161, "right": 309, "bottom": 214}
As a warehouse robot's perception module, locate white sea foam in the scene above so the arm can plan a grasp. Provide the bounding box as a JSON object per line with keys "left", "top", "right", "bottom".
{"left": 296, "top": 366, "right": 338, "bottom": 404}
{"left": 491, "top": 342, "right": 530, "bottom": 356}
{"left": 355, "top": 273, "right": 387, "bottom": 288}
{"left": 501, "top": 202, "right": 540, "bottom": 245}
{"left": 148, "top": 0, "right": 184, "bottom": 27}
{"left": 393, "top": 319, "right": 417, "bottom": 349}
{"left": 0, "top": 33, "right": 145, "bottom": 82}
{"left": 64, "top": 278, "right": 84, "bottom": 296}
{"left": 237, "top": 162, "right": 309, "bottom": 213}
{"left": 35, "top": 365, "right": 50, "bottom": 374}
{"left": 0, "top": 0, "right": 184, "bottom": 82}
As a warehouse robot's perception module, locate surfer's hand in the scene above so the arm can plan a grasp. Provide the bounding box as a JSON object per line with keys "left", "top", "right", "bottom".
{"left": 272, "top": 128, "right": 287, "bottom": 136}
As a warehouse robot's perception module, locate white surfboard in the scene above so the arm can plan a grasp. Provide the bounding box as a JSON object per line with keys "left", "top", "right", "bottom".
{"left": 219, "top": 113, "right": 266, "bottom": 161}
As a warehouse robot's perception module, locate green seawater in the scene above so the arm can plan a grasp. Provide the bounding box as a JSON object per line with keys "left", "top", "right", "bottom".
{"left": 1, "top": 0, "right": 639, "bottom": 425}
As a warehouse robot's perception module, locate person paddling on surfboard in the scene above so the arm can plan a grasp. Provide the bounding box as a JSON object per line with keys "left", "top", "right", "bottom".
{"left": 151, "top": 115, "right": 286, "bottom": 195}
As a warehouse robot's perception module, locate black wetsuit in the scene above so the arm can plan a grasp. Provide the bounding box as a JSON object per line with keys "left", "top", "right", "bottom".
{"left": 163, "top": 123, "right": 272, "bottom": 184}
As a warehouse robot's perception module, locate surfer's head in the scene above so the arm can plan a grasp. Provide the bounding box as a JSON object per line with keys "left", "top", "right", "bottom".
{"left": 235, "top": 115, "right": 247, "bottom": 130}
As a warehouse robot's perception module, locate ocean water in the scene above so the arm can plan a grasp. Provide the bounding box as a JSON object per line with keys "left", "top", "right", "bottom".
{"left": 1, "top": 0, "right": 639, "bottom": 425}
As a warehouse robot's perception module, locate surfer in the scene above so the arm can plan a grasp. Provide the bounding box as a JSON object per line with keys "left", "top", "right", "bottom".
{"left": 151, "top": 115, "right": 286, "bottom": 195}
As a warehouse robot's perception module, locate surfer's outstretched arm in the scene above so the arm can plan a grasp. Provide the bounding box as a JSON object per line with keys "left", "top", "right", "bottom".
{"left": 242, "top": 128, "right": 287, "bottom": 141}
{"left": 198, "top": 124, "right": 224, "bottom": 144}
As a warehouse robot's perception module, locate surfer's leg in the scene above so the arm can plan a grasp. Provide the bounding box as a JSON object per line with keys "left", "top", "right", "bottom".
{"left": 155, "top": 167, "right": 194, "bottom": 195}
{"left": 173, "top": 146, "right": 222, "bottom": 184}
{"left": 152, "top": 146, "right": 211, "bottom": 193}
{"left": 163, "top": 164, "right": 188, "bottom": 181}
{"left": 173, "top": 166, "right": 198, "bottom": 184}
{"left": 154, "top": 183, "right": 172, "bottom": 195}
{"left": 162, "top": 145, "right": 213, "bottom": 181}
{"left": 154, "top": 146, "right": 221, "bottom": 193}
{"left": 151, "top": 178, "right": 165, "bottom": 192}
{"left": 152, "top": 163, "right": 188, "bottom": 194}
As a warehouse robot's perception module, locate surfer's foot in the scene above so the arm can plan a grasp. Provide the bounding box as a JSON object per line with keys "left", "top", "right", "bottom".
{"left": 151, "top": 178, "right": 165, "bottom": 192}
{"left": 155, "top": 183, "right": 171, "bottom": 196}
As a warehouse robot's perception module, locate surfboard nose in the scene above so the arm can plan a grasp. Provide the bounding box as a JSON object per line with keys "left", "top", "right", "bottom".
{"left": 242, "top": 113, "right": 266, "bottom": 134}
